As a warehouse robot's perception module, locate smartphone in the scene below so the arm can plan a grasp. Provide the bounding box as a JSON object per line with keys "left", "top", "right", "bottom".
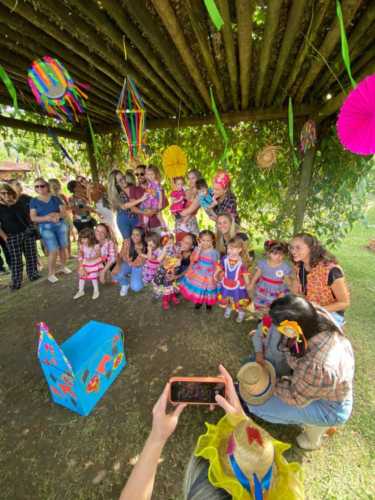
{"left": 169, "top": 376, "right": 226, "bottom": 405}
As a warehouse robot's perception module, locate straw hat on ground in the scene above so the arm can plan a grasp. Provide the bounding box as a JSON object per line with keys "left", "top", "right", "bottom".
{"left": 237, "top": 361, "right": 276, "bottom": 406}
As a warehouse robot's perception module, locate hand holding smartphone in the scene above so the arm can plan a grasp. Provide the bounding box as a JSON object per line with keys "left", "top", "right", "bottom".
{"left": 169, "top": 376, "right": 226, "bottom": 405}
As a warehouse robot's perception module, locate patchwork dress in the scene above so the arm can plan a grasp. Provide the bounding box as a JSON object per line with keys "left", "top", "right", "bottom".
{"left": 254, "top": 259, "right": 291, "bottom": 310}
{"left": 218, "top": 256, "right": 250, "bottom": 310}
{"left": 142, "top": 248, "right": 163, "bottom": 284}
{"left": 79, "top": 244, "right": 103, "bottom": 280}
{"left": 179, "top": 248, "right": 219, "bottom": 305}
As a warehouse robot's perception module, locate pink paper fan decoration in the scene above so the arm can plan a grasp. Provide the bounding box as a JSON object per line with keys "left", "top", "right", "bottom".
{"left": 337, "top": 74, "right": 375, "bottom": 156}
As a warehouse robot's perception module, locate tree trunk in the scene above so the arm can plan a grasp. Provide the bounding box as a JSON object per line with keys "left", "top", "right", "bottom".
{"left": 293, "top": 147, "right": 316, "bottom": 234}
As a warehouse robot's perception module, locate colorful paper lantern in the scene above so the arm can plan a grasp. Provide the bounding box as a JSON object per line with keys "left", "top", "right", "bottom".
{"left": 27, "top": 56, "right": 87, "bottom": 122}
{"left": 116, "top": 77, "right": 146, "bottom": 160}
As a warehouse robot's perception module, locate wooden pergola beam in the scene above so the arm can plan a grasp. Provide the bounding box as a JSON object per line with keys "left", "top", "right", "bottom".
{"left": 317, "top": 60, "right": 375, "bottom": 120}
{"left": 266, "top": 0, "right": 307, "bottom": 106}
{"left": 217, "top": 0, "right": 239, "bottom": 111}
{"left": 186, "top": 0, "right": 226, "bottom": 110}
{"left": 96, "top": 104, "right": 318, "bottom": 134}
{"left": 124, "top": 0, "right": 204, "bottom": 110}
{"left": 0, "top": 115, "right": 87, "bottom": 141}
{"left": 313, "top": 6, "right": 375, "bottom": 96}
{"left": 255, "top": 0, "right": 283, "bottom": 107}
{"left": 151, "top": 0, "right": 211, "bottom": 109}
{"left": 0, "top": 6, "right": 120, "bottom": 99}
{"left": 236, "top": 0, "right": 255, "bottom": 110}
{"left": 100, "top": 0, "right": 193, "bottom": 113}
{"left": 36, "top": 0, "right": 175, "bottom": 115}
{"left": 277, "top": 0, "right": 331, "bottom": 105}
{"left": 67, "top": 0, "right": 187, "bottom": 114}
{"left": 295, "top": 0, "right": 362, "bottom": 103}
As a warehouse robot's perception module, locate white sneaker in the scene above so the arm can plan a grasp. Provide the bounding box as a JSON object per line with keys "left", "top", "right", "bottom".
{"left": 224, "top": 306, "right": 232, "bottom": 319}
{"left": 92, "top": 290, "right": 99, "bottom": 300}
{"left": 236, "top": 311, "right": 246, "bottom": 323}
{"left": 61, "top": 267, "right": 72, "bottom": 274}
{"left": 48, "top": 275, "right": 59, "bottom": 284}
{"left": 73, "top": 290, "right": 85, "bottom": 300}
{"left": 120, "top": 285, "right": 129, "bottom": 297}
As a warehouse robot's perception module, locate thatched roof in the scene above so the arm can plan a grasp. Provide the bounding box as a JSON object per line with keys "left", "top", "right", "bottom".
{"left": 0, "top": 0, "right": 374, "bottom": 138}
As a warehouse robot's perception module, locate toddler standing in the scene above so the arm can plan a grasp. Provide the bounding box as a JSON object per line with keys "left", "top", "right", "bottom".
{"left": 215, "top": 236, "right": 252, "bottom": 323}
{"left": 248, "top": 240, "right": 293, "bottom": 312}
{"left": 74, "top": 228, "right": 102, "bottom": 300}
{"left": 179, "top": 230, "right": 219, "bottom": 311}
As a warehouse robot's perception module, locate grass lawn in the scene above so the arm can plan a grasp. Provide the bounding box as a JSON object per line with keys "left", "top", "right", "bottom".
{"left": 1, "top": 208, "right": 375, "bottom": 500}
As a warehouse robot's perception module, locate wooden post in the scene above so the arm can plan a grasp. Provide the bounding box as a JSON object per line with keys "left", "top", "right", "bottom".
{"left": 293, "top": 147, "right": 316, "bottom": 234}
{"left": 86, "top": 135, "right": 99, "bottom": 182}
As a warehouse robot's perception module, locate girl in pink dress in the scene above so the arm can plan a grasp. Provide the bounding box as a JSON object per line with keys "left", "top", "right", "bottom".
{"left": 74, "top": 228, "right": 103, "bottom": 300}
{"left": 139, "top": 166, "right": 167, "bottom": 230}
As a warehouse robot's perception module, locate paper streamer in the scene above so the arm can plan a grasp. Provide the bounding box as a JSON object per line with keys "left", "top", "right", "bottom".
{"left": 0, "top": 65, "right": 18, "bottom": 112}
{"left": 204, "top": 0, "right": 224, "bottom": 31}
{"left": 87, "top": 114, "right": 99, "bottom": 160}
{"left": 336, "top": 0, "right": 356, "bottom": 89}
{"left": 210, "top": 87, "right": 228, "bottom": 163}
{"left": 48, "top": 128, "right": 74, "bottom": 164}
{"left": 288, "top": 97, "right": 299, "bottom": 167}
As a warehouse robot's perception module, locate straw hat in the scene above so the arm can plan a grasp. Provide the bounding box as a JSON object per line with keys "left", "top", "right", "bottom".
{"left": 237, "top": 361, "right": 276, "bottom": 405}
{"left": 256, "top": 146, "right": 281, "bottom": 169}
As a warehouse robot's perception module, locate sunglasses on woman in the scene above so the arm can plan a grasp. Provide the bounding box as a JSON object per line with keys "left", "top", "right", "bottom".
{"left": 35, "top": 184, "right": 47, "bottom": 189}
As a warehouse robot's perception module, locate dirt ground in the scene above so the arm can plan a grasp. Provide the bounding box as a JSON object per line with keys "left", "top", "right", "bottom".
{"left": 0, "top": 268, "right": 306, "bottom": 500}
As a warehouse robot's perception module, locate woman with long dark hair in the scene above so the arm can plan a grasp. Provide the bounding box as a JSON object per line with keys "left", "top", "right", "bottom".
{"left": 289, "top": 232, "right": 350, "bottom": 326}
{"left": 242, "top": 294, "right": 354, "bottom": 450}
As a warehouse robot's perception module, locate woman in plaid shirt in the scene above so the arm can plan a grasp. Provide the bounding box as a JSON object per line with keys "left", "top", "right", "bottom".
{"left": 244, "top": 294, "right": 354, "bottom": 450}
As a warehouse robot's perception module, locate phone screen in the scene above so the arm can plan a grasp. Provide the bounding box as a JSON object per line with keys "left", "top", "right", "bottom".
{"left": 170, "top": 381, "right": 225, "bottom": 404}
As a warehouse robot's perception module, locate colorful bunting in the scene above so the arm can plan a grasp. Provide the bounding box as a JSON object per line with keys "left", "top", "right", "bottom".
{"left": 27, "top": 56, "right": 87, "bottom": 122}
{"left": 336, "top": 0, "right": 356, "bottom": 89}
{"left": 0, "top": 65, "right": 18, "bottom": 112}
{"left": 204, "top": 0, "right": 224, "bottom": 31}
{"left": 116, "top": 77, "right": 146, "bottom": 161}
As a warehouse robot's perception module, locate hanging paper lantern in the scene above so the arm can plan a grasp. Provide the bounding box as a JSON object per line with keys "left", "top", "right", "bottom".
{"left": 300, "top": 119, "right": 317, "bottom": 154}
{"left": 162, "top": 145, "right": 188, "bottom": 178}
{"left": 116, "top": 77, "right": 146, "bottom": 161}
{"left": 256, "top": 146, "right": 281, "bottom": 170}
{"left": 27, "top": 56, "right": 87, "bottom": 122}
{"left": 337, "top": 73, "right": 375, "bottom": 155}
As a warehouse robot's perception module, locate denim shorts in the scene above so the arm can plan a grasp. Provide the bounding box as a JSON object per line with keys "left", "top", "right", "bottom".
{"left": 39, "top": 221, "right": 68, "bottom": 252}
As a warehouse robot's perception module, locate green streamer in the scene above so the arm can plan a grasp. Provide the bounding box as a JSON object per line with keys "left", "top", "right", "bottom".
{"left": 288, "top": 97, "right": 299, "bottom": 167}
{"left": 87, "top": 114, "right": 99, "bottom": 160}
{"left": 210, "top": 87, "right": 228, "bottom": 163}
{"left": 0, "top": 65, "right": 18, "bottom": 112}
{"left": 204, "top": 0, "right": 224, "bottom": 31}
{"left": 336, "top": 0, "right": 356, "bottom": 89}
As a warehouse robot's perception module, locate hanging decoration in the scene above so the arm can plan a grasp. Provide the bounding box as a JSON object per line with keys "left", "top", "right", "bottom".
{"left": 256, "top": 146, "right": 281, "bottom": 170}
{"left": 336, "top": 0, "right": 356, "bottom": 89}
{"left": 0, "top": 65, "right": 18, "bottom": 112}
{"left": 87, "top": 114, "right": 99, "bottom": 161}
{"left": 300, "top": 120, "right": 317, "bottom": 154}
{"left": 204, "top": 0, "right": 224, "bottom": 31}
{"left": 210, "top": 87, "right": 229, "bottom": 165}
{"left": 337, "top": 73, "right": 375, "bottom": 156}
{"left": 47, "top": 128, "right": 74, "bottom": 164}
{"left": 116, "top": 77, "right": 146, "bottom": 161}
{"left": 162, "top": 145, "right": 188, "bottom": 179}
{"left": 27, "top": 56, "right": 87, "bottom": 122}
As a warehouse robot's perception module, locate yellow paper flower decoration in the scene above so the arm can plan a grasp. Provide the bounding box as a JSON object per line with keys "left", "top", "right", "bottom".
{"left": 162, "top": 145, "right": 188, "bottom": 178}
{"left": 277, "top": 320, "right": 303, "bottom": 339}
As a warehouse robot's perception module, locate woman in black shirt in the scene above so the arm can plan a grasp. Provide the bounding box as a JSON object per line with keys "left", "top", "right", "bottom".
{"left": 0, "top": 183, "right": 40, "bottom": 290}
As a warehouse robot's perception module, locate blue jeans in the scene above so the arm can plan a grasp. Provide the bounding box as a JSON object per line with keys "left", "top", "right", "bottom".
{"left": 116, "top": 210, "right": 139, "bottom": 239}
{"left": 247, "top": 395, "right": 353, "bottom": 426}
{"left": 39, "top": 221, "right": 68, "bottom": 252}
{"left": 113, "top": 262, "right": 144, "bottom": 292}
